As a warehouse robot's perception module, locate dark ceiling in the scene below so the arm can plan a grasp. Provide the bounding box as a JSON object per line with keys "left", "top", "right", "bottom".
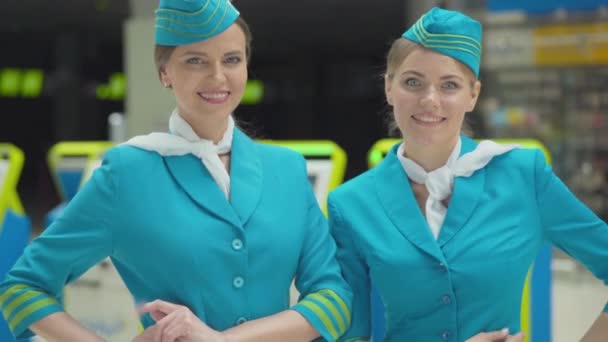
{"left": 0, "top": 0, "right": 129, "bottom": 37}
{"left": 0, "top": 0, "right": 408, "bottom": 57}
{"left": 235, "top": 0, "right": 408, "bottom": 58}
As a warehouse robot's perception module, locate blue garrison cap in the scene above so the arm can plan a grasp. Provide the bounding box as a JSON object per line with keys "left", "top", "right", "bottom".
{"left": 155, "top": 0, "right": 240, "bottom": 46}
{"left": 403, "top": 7, "right": 482, "bottom": 77}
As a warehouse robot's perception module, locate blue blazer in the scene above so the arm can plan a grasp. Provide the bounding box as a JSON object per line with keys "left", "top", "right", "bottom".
{"left": 0, "top": 129, "right": 352, "bottom": 341}
{"left": 328, "top": 136, "right": 608, "bottom": 342}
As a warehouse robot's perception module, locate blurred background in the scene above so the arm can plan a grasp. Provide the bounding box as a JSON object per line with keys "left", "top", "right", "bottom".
{"left": 1, "top": 0, "right": 608, "bottom": 341}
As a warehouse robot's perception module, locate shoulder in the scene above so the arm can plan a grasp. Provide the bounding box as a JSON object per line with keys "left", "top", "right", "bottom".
{"left": 329, "top": 168, "right": 377, "bottom": 208}
{"left": 255, "top": 142, "right": 304, "bottom": 160}
{"left": 254, "top": 142, "right": 307, "bottom": 169}
{"left": 101, "top": 145, "right": 165, "bottom": 173}
{"left": 492, "top": 145, "right": 543, "bottom": 165}
{"left": 482, "top": 144, "right": 550, "bottom": 191}
{"left": 487, "top": 145, "right": 547, "bottom": 174}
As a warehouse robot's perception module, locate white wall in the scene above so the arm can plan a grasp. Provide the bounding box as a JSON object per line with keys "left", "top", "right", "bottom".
{"left": 124, "top": 1, "right": 175, "bottom": 137}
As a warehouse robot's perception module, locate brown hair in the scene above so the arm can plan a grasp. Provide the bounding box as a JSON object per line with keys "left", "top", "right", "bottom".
{"left": 384, "top": 37, "right": 475, "bottom": 137}
{"left": 153, "top": 16, "right": 253, "bottom": 82}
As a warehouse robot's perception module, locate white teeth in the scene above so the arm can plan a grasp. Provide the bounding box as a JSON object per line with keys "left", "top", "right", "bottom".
{"left": 201, "top": 93, "right": 228, "bottom": 99}
{"left": 415, "top": 115, "right": 442, "bottom": 123}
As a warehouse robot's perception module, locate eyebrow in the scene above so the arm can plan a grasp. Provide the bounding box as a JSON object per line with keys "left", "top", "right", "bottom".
{"left": 400, "top": 70, "right": 464, "bottom": 81}
{"left": 440, "top": 74, "right": 464, "bottom": 81}
{"left": 180, "top": 50, "right": 244, "bottom": 57}
{"left": 401, "top": 70, "right": 424, "bottom": 78}
{"left": 224, "top": 50, "right": 244, "bottom": 56}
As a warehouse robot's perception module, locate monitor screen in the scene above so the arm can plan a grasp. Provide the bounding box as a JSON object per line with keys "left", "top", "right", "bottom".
{"left": 305, "top": 159, "right": 333, "bottom": 207}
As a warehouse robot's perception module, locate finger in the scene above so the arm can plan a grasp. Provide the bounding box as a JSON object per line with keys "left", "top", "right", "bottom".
{"left": 137, "top": 301, "right": 166, "bottom": 322}
{"left": 164, "top": 308, "right": 198, "bottom": 342}
{"left": 164, "top": 308, "right": 195, "bottom": 342}
{"left": 132, "top": 325, "right": 158, "bottom": 342}
{"left": 162, "top": 311, "right": 191, "bottom": 342}
{"left": 142, "top": 299, "right": 182, "bottom": 315}
{"left": 154, "top": 311, "right": 180, "bottom": 342}
{"left": 143, "top": 308, "right": 168, "bottom": 323}
{"left": 140, "top": 300, "right": 182, "bottom": 321}
{"left": 483, "top": 328, "right": 510, "bottom": 341}
{"left": 507, "top": 332, "right": 525, "bottom": 342}
{"left": 164, "top": 322, "right": 190, "bottom": 342}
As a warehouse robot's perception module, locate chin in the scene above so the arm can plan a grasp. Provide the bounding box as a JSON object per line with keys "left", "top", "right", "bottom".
{"left": 402, "top": 129, "right": 438, "bottom": 146}
{"left": 404, "top": 125, "right": 461, "bottom": 148}
{"left": 408, "top": 137, "right": 438, "bottom": 148}
{"left": 199, "top": 106, "right": 234, "bottom": 119}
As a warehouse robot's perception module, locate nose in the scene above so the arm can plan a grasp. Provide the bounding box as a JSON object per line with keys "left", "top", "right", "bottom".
{"left": 207, "top": 61, "right": 227, "bottom": 82}
{"left": 419, "top": 86, "right": 439, "bottom": 110}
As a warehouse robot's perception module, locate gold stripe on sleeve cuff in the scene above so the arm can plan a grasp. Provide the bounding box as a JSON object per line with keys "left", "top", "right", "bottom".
{"left": 319, "top": 289, "right": 351, "bottom": 324}
{"left": 0, "top": 284, "right": 29, "bottom": 305}
{"left": 2, "top": 290, "right": 46, "bottom": 319}
{"left": 306, "top": 293, "right": 346, "bottom": 334}
{"left": 9, "top": 297, "right": 60, "bottom": 331}
{"left": 298, "top": 300, "right": 340, "bottom": 341}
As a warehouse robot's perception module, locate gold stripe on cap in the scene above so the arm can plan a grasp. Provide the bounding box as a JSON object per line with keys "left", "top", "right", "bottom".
{"left": 422, "top": 44, "right": 480, "bottom": 58}
{"left": 156, "top": 0, "right": 224, "bottom": 27}
{"left": 415, "top": 15, "right": 481, "bottom": 51}
{"left": 155, "top": 0, "right": 230, "bottom": 39}
{"left": 155, "top": 0, "right": 212, "bottom": 17}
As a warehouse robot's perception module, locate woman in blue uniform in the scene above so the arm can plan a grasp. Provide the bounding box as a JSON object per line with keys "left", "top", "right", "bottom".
{"left": 328, "top": 7, "right": 608, "bottom": 342}
{"left": 0, "top": 1, "right": 352, "bottom": 341}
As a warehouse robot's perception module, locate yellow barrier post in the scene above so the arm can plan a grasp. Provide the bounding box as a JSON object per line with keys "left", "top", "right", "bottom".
{"left": 0, "top": 144, "right": 25, "bottom": 229}
{"left": 47, "top": 141, "right": 115, "bottom": 201}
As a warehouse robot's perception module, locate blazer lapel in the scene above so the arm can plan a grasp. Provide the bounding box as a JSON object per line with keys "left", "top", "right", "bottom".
{"left": 229, "top": 129, "right": 263, "bottom": 226}
{"left": 437, "top": 136, "right": 486, "bottom": 246}
{"left": 374, "top": 144, "right": 444, "bottom": 261}
{"left": 163, "top": 153, "right": 242, "bottom": 229}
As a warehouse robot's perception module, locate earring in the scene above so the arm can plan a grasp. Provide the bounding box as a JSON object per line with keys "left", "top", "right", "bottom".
{"left": 164, "top": 83, "right": 171, "bottom": 89}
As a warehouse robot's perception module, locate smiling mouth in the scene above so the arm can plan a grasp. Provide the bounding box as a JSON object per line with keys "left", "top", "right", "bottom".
{"left": 412, "top": 114, "right": 446, "bottom": 125}
{"left": 198, "top": 91, "right": 230, "bottom": 103}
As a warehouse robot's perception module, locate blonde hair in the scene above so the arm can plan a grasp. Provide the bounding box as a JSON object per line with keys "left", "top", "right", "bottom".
{"left": 384, "top": 37, "right": 476, "bottom": 136}
{"left": 385, "top": 38, "right": 419, "bottom": 82}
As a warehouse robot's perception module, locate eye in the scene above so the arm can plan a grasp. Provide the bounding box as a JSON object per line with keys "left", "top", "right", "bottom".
{"left": 186, "top": 57, "right": 205, "bottom": 65}
{"left": 225, "top": 56, "right": 242, "bottom": 64}
{"left": 404, "top": 78, "right": 421, "bottom": 87}
{"left": 442, "top": 81, "right": 460, "bottom": 89}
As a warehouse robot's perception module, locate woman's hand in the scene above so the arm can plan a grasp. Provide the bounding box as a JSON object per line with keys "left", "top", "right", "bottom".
{"left": 465, "top": 328, "right": 525, "bottom": 342}
{"left": 132, "top": 324, "right": 159, "bottom": 342}
{"left": 132, "top": 299, "right": 227, "bottom": 342}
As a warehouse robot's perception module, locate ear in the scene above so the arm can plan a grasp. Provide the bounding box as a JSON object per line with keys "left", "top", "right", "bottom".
{"left": 159, "top": 65, "right": 171, "bottom": 87}
{"left": 385, "top": 74, "right": 394, "bottom": 106}
{"left": 466, "top": 80, "right": 481, "bottom": 112}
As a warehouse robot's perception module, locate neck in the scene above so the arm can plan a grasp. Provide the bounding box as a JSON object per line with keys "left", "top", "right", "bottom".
{"left": 195, "top": 121, "right": 228, "bottom": 145}
{"left": 402, "top": 137, "right": 459, "bottom": 172}
{"left": 181, "top": 111, "right": 230, "bottom": 144}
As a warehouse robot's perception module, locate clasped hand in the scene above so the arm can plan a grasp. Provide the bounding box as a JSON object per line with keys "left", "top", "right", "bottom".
{"left": 466, "top": 328, "right": 525, "bottom": 342}
{"left": 132, "top": 300, "right": 226, "bottom": 342}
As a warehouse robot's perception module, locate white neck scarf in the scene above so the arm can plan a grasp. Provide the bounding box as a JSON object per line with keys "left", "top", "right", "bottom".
{"left": 397, "top": 138, "right": 518, "bottom": 239}
{"left": 123, "top": 110, "right": 234, "bottom": 199}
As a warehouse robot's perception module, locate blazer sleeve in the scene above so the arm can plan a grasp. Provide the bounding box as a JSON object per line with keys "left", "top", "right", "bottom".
{"left": 0, "top": 149, "right": 120, "bottom": 339}
{"left": 289, "top": 156, "right": 353, "bottom": 342}
{"left": 327, "top": 195, "right": 371, "bottom": 342}
{"left": 534, "top": 149, "right": 608, "bottom": 313}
